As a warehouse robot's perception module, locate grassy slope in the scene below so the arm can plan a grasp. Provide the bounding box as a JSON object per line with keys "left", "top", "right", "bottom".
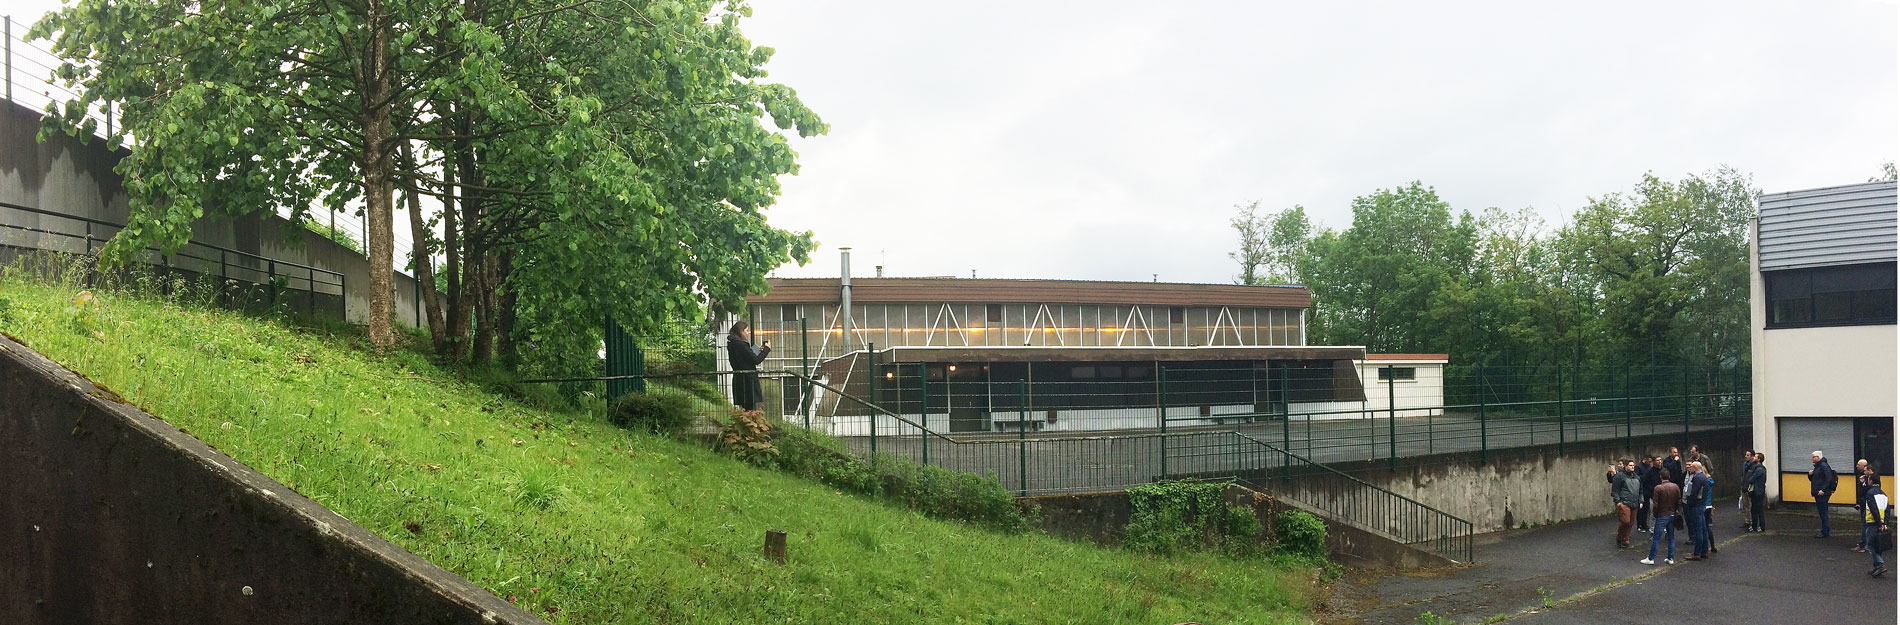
{"left": 0, "top": 277, "right": 1313, "bottom": 624}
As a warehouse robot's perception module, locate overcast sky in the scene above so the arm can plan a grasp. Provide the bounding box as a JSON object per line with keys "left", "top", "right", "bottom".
{"left": 741, "top": 1, "right": 1899, "bottom": 283}
{"left": 7, "top": 1, "right": 1896, "bottom": 285}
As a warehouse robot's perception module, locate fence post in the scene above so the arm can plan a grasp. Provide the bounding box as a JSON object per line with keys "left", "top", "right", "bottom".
{"left": 1280, "top": 363, "right": 1291, "bottom": 482}
{"left": 1557, "top": 367, "right": 1566, "bottom": 455}
{"left": 915, "top": 360, "right": 923, "bottom": 461}
{"left": 866, "top": 342, "right": 876, "bottom": 457}
{"left": 1018, "top": 380, "right": 1029, "bottom": 496}
{"left": 800, "top": 317, "right": 811, "bottom": 428}
{"left": 1680, "top": 367, "right": 1690, "bottom": 444}
{"left": 1478, "top": 365, "right": 1488, "bottom": 464}
{"left": 1157, "top": 365, "right": 1168, "bottom": 480}
{"left": 266, "top": 260, "right": 276, "bottom": 309}
{"left": 1386, "top": 365, "right": 1396, "bottom": 472}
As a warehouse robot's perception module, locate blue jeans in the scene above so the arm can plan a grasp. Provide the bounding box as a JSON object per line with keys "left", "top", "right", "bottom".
{"left": 1817, "top": 495, "right": 1831, "bottom": 536}
{"left": 1862, "top": 522, "right": 1875, "bottom": 549}
{"left": 1649, "top": 515, "right": 1676, "bottom": 560}
{"left": 1687, "top": 508, "right": 1711, "bottom": 555}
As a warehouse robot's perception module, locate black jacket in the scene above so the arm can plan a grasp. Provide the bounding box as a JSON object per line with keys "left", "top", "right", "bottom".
{"left": 1746, "top": 462, "right": 1768, "bottom": 494}
{"left": 1639, "top": 463, "right": 1663, "bottom": 499}
{"left": 726, "top": 336, "right": 771, "bottom": 410}
{"left": 1662, "top": 456, "right": 1684, "bottom": 486}
{"left": 1810, "top": 459, "right": 1838, "bottom": 496}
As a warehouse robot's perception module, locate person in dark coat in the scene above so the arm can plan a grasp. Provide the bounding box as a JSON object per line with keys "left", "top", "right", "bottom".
{"left": 1854, "top": 458, "right": 1874, "bottom": 551}
{"left": 1638, "top": 456, "right": 1662, "bottom": 532}
{"left": 1811, "top": 451, "right": 1839, "bottom": 538}
{"left": 726, "top": 320, "right": 771, "bottom": 411}
{"left": 1745, "top": 452, "right": 1768, "bottom": 532}
{"left": 1664, "top": 448, "right": 1686, "bottom": 530}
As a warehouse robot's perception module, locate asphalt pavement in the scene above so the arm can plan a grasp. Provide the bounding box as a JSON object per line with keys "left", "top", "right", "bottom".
{"left": 1326, "top": 510, "right": 1896, "bottom": 625}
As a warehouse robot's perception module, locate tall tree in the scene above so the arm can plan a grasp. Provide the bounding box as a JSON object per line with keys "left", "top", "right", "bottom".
{"left": 1228, "top": 202, "right": 1310, "bottom": 285}
{"left": 1300, "top": 182, "right": 1477, "bottom": 353}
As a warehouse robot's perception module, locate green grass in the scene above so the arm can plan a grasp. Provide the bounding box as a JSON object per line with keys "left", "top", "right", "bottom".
{"left": 0, "top": 272, "right": 1316, "bottom": 624}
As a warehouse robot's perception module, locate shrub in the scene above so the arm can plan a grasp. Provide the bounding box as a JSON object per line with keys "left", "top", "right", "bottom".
{"left": 606, "top": 387, "right": 697, "bottom": 434}
{"left": 1123, "top": 481, "right": 1261, "bottom": 557}
{"left": 765, "top": 424, "right": 1031, "bottom": 533}
{"left": 715, "top": 409, "right": 780, "bottom": 465}
{"left": 1272, "top": 509, "right": 1328, "bottom": 559}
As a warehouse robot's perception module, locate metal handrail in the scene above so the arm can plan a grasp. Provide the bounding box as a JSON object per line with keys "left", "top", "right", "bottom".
{"left": 0, "top": 200, "right": 345, "bottom": 281}
{"left": 1235, "top": 431, "right": 1474, "bottom": 562}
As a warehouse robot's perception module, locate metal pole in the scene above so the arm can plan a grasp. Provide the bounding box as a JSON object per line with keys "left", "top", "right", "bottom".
{"left": 1158, "top": 365, "right": 1168, "bottom": 480}
{"left": 1557, "top": 367, "right": 1566, "bottom": 455}
{"left": 1018, "top": 380, "right": 1028, "bottom": 496}
{"left": 1680, "top": 367, "right": 1689, "bottom": 444}
{"left": 5, "top": 16, "right": 12, "bottom": 103}
{"left": 866, "top": 342, "right": 876, "bottom": 457}
{"left": 1386, "top": 365, "right": 1396, "bottom": 471}
{"left": 800, "top": 317, "right": 811, "bottom": 429}
{"left": 1624, "top": 366, "right": 1633, "bottom": 452}
{"left": 1280, "top": 363, "right": 1291, "bottom": 481}
{"left": 1478, "top": 365, "right": 1488, "bottom": 464}
{"left": 919, "top": 362, "right": 930, "bottom": 466}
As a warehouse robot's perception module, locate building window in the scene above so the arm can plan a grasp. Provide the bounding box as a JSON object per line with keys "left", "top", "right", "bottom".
{"left": 1170, "top": 306, "right": 1185, "bottom": 323}
{"left": 987, "top": 304, "right": 1003, "bottom": 323}
{"left": 1765, "top": 262, "right": 1896, "bottom": 328}
{"left": 1375, "top": 367, "right": 1416, "bottom": 382}
{"left": 780, "top": 304, "right": 798, "bottom": 321}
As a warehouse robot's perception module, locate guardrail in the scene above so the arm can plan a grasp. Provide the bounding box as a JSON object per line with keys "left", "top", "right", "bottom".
{"left": 0, "top": 200, "right": 347, "bottom": 318}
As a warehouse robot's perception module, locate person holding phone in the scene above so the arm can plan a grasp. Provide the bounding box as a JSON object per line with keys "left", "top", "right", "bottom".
{"left": 727, "top": 320, "right": 772, "bottom": 411}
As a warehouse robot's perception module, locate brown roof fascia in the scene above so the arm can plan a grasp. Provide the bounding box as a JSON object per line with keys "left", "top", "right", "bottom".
{"left": 748, "top": 278, "right": 1312, "bottom": 308}
{"left": 846, "top": 345, "right": 1365, "bottom": 364}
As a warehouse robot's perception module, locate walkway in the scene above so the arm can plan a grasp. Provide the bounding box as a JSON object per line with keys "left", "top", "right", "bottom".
{"left": 1325, "top": 510, "right": 1896, "bottom": 625}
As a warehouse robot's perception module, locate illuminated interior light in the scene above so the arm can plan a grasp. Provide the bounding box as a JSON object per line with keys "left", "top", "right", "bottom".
{"left": 885, "top": 372, "right": 894, "bottom": 379}
{"left": 948, "top": 365, "right": 958, "bottom": 372}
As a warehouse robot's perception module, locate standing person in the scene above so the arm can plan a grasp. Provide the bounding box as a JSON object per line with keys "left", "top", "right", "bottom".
{"left": 1854, "top": 459, "right": 1873, "bottom": 552}
{"left": 1664, "top": 448, "right": 1686, "bottom": 531}
{"left": 1609, "top": 460, "right": 1643, "bottom": 548}
{"left": 1811, "top": 451, "right": 1839, "bottom": 539}
{"left": 1683, "top": 462, "right": 1714, "bottom": 560}
{"left": 1637, "top": 456, "right": 1662, "bottom": 532}
{"left": 1746, "top": 452, "right": 1768, "bottom": 532}
{"left": 1643, "top": 468, "right": 1681, "bottom": 566}
{"left": 1861, "top": 465, "right": 1890, "bottom": 577}
{"left": 1687, "top": 444, "right": 1710, "bottom": 469}
{"left": 725, "top": 321, "right": 771, "bottom": 411}
{"left": 1738, "top": 450, "right": 1757, "bottom": 530}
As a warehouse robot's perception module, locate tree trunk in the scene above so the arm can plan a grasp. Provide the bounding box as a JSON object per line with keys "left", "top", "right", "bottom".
{"left": 496, "top": 250, "right": 519, "bottom": 367}
{"left": 472, "top": 255, "right": 497, "bottom": 365}
{"left": 451, "top": 114, "right": 481, "bottom": 362}
{"left": 360, "top": 0, "right": 397, "bottom": 350}
{"left": 401, "top": 140, "right": 447, "bottom": 352}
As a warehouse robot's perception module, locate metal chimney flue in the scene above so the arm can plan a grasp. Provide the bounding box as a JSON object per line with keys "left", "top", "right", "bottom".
{"left": 839, "top": 248, "right": 853, "bottom": 350}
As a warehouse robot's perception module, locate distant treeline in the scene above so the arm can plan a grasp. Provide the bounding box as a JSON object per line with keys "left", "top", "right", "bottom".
{"left": 1231, "top": 168, "right": 1757, "bottom": 373}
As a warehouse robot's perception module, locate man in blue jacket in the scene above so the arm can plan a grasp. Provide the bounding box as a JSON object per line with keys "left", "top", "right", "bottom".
{"left": 1745, "top": 452, "right": 1768, "bottom": 532}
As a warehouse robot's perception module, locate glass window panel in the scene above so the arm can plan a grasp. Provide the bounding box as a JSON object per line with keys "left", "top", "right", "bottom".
{"left": 1815, "top": 292, "right": 1853, "bottom": 322}
{"left": 1772, "top": 298, "right": 1812, "bottom": 325}
{"left": 1854, "top": 289, "right": 1897, "bottom": 322}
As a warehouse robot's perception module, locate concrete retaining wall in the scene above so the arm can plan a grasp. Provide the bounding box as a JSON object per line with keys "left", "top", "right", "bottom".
{"left": 0, "top": 101, "right": 433, "bottom": 328}
{"left": 0, "top": 334, "right": 540, "bottom": 624}
{"left": 1263, "top": 429, "right": 1752, "bottom": 533}
{"left": 1022, "top": 487, "right": 1454, "bottom": 570}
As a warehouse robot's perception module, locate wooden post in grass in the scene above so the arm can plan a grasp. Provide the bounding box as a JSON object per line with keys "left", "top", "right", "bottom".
{"left": 764, "top": 529, "right": 787, "bottom": 564}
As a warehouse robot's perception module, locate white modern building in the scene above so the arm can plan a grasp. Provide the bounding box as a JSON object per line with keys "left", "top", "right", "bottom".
{"left": 1749, "top": 180, "right": 1896, "bottom": 504}
{"left": 1358, "top": 354, "right": 1448, "bottom": 419}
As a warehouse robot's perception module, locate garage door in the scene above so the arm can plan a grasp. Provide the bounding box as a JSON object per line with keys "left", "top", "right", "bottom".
{"left": 1778, "top": 417, "right": 1856, "bottom": 470}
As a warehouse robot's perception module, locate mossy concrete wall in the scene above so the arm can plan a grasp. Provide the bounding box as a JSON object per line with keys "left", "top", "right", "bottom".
{"left": 0, "top": 334, "right": 542, "bottom": 624}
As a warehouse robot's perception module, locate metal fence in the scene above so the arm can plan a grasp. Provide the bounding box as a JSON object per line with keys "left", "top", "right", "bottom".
{"left": 0, "top": 200, "right": 346, "bottom": 317}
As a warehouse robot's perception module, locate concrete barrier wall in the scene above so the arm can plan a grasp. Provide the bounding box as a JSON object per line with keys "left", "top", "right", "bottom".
{"left": 0, "top": 334, "right": 541, "bottom": 624}
{"left": 0, "top": 100, "right": 433, "bottom": 328}
{"left": 1264, "top": 429, "right": 1752, "bottom": 533}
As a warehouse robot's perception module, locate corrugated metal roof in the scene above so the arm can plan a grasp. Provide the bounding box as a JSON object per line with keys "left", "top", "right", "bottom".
{"left": 1758, "top": 181, "right": 1897, "bottom": 271}
{"left": 748, "top": 277, "right": 1313, "bottom": 308}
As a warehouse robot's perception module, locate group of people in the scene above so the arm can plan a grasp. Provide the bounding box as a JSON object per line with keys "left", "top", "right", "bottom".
{"left": 1606, "top": 446, "right": 1891, "bottom": 577}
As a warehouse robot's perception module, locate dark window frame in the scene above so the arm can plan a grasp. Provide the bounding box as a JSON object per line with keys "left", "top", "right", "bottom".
{"left": 1376, "top": 366, "right": 1417, "bottom": 382}
{"left": 1765, "top": 261, "right": 1896, "bottom": 329}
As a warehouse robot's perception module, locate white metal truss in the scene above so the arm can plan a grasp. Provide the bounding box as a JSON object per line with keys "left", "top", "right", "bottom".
{"left": 922, "top": 303, "right": 969, "bottom": 346}
{"left": 1207, "top": 306, "right": 1245, "bottom": 346}
{"left": 1025, "top": 304, "right": 1065, "bottom": 346}
{"left": 1117, "top": 305, "right": 1156, "bottom": 347}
